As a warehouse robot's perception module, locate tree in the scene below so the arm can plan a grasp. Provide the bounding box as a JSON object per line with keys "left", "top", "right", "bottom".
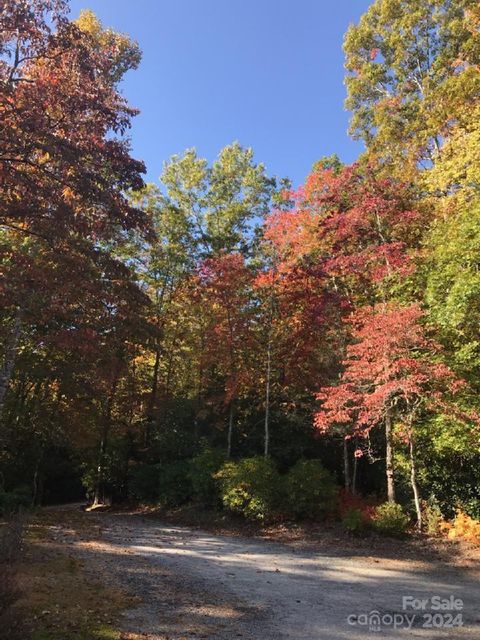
{"left": 315, "top": 303, "right": 459, "bottom": 523}
{"left": 160, "top": 143, "right": 282, "bottom": 256}
{"left": 0, "top": 1, "right": 148, "bottom": 420}
{"left": 344, "top": 0, "right": 480, "bottom": 175}
{"left": 196, "top": 253, "right": 253, "bottom": 456}
{"left": 120, "top": 145, "right": 284, "bottom": 451}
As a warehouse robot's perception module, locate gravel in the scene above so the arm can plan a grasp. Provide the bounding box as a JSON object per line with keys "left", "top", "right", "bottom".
{"left": 53, "top": 510, "right": 480, "bottom": 639}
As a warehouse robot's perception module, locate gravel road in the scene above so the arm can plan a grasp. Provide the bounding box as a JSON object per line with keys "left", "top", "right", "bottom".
{"left": 56, "top": 511, "right": 480, "bottom": 639}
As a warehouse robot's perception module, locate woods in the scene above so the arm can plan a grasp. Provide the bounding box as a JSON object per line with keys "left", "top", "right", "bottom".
{"left": 1, "top": 0, "right": 480, "bottom": 542}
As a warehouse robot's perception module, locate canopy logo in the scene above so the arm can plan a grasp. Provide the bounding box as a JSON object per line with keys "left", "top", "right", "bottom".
{"left": 347, "top": 611, "right": 415, "bottom": 632}
{"left": 347, "top": 596, "right": 464, "bottom": 633}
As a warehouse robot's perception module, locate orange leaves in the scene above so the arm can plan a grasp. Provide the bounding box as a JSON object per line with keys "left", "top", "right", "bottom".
{"left": 440, "top": 510, "right": 480, "bottom": 546}
{"left": 315, "top": 303, "right": 460, "bottom": 439}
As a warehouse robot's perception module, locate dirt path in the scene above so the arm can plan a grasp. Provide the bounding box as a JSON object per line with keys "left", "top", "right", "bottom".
{"left": 47, "top": 510, "right": 480, "bottom": 639}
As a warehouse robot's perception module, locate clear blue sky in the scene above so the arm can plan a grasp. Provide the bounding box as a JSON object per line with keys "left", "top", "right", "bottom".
{"left": 68, "top": 0, "right": 371, "bottom": 188}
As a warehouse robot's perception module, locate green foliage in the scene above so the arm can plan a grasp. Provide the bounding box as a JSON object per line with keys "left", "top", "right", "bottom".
{"left": 128, "top": 464, "right": 161, "bottom": 502}
{"left": 342, "top": 508, "right": 367, "bottom": 534}
{"left": 425, "top": 206, "right": 480, "bottom": 379}
{"left": 189, "top": 447, "right": 226, "bottom": 506}
{"left": 0, "top": 513, "right": 24, "bottom": 616}
{"left": 215, "top": 457, "right": 283, "bottom": 522}
{"left": 284, "top": 459, "right": 337, "bottom": 520}
{"left": 160, "top": 142, "right": 281, "bottom": 256}
{"left": 0, "top": 486, "right": 32, "bottom": 516}
{"left": 372, "top": 502, "right": 409, "bottom": 536}
{"left": 81, "top": 445, "right": 129, "bottom": 503}
{"left": 157, "top": 461, "right": 193, "bottom": 508}
{"left": 423, "top": 498, "right": 443, "bottom": 536}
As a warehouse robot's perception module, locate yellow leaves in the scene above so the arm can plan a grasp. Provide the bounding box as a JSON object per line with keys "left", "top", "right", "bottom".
{"left": 75, "top": 9, "right": 102, "bottom": 38}
{"left": 62, "top": 186, "right": 77, "bottom": 204}
{"left": 425, "top": 99, "right": 480, "bottom": 210}
{"left": 37, "top": 151, "right": 50, "bottom": 166}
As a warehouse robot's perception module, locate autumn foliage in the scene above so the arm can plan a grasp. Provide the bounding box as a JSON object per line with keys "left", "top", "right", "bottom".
{"left": 1, "top": 0, "right": 480, "bottom": 537}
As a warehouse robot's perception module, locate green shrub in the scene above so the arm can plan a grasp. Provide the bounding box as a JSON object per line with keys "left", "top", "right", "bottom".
{"left": 129, "top": 464, "right": 161, "bottom": 502}
{"left": 284, "top": 459, "right": 337, "bottom": 519}
{"left": 342, "top": 507, "right": 366, "bottom": 534}
{"left": 372, "top": 502, "right": 409, "bottom": 536}
{"left": 0, "top": 513, "right": 25, "bottom": 615}
{"left": 215, "top": 457, "right": 283, "bottom": 522}
{"left": 423, "top": 498, "right": 443, "bottom": 536}
{"left": 158, "top": 460, "right": 193, "bottom": 507}
{"left": 0, "top": 486, "right": 32, "bottom": 516}
{"left": 189, "top": 447, "right": 226, "bottom": 506}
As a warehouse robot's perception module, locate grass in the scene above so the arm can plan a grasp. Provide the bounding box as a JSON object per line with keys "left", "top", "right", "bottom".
{"left": 32, "top": 627, "right": 121, "bottom": 640}
{"left": 3, "top": 514, "right": 139, "bottom": 640}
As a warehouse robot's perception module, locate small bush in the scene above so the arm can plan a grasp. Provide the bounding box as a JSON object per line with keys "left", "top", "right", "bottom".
{"left": 129, "top": 464, "right": 161, "bottom": 502}
{"left": 372, "top": 502, "right": 409, "bottom": 537}
{"left": 215, "top": 457, "right": 283, "bottom": 522}
{"left": 284, "top": 459, "right": 337, "bottom": 520}
{"left": 0, "top": 513, "right": 26, "bottom": 616}
{"left": 0, "top": 486, "right": 32, "bottom": 516}
{"left": 158, "top": 460, "right": 193, "bottom": 507}
{"left": 342, "top": 508, "right": 367, "bottom": 534}
{"left": 338, "top": 489, "right": 377, "bottom": 519}
{"left": 423, "top": 498, "right": 443, "bottom": 536}
{"left": 189, "top": 448, "right": 226, "bottom": 506}
{"left": 441, "top": 509, "right": 480, "bottom": 546}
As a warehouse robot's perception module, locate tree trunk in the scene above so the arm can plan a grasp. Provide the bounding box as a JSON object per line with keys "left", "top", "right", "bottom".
{"left": 385, "top": 409, "right": 396, "bottom": 502}
{"left": 93, "top": 426, "right": 108, "bottom": 507}
{"left": 0, "top": 309, "right": 22, "bottom": 422}
{"left": 409, "top": 437, "right": 422, "bottom": 530}
{"left": 343, "top": 438, "right": 351, "bottom": 491}
{"left": 93, "top": 375, "right": 118, "bottom": 506}
{"left": 226, "top": 402, "right": 234, "bottom": 458}
{"left": 352, "top": 453, "right": 358, "bottom": 495}
{"left": 145, "top": 346, "right": 160, "bottom": 447}
{"left": 33, "top": 463, "right": 41, "bottom": 506}
{"left": 264, "top": 338, "right": 272, "bottom": 458}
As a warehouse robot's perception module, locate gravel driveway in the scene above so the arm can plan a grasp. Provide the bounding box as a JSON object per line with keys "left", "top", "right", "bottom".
{"left": 56, "top": 511, "right": 480, "bottom": 639}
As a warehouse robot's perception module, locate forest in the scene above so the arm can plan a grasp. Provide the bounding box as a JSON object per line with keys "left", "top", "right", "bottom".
{"left": 1, "top": 0, "right": 480, "bottom": 546}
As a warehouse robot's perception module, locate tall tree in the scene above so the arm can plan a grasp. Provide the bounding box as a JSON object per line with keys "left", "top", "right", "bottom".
{"left": 344, "top": 0, "right": 480, "bottom": 175}
{"left": 0, "top": 1, "right": 149, "bottom": 420}
{"left": 315, "top": 303, "right": 459, "bottom": 518}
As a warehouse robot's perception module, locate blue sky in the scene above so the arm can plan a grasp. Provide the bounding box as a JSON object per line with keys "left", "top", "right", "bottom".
{"left": 68, "top": 0, "right": 371, "bottom": 188}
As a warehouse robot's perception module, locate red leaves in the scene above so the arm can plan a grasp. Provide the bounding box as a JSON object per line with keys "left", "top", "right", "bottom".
{"left": 315, "top": 303, "right": 459, "bottom": 439}
{"left": 264, "top": 163, "right": 423, "bottom": 296}
{"left": 0, "top": 4, "right": 148, "bottom": 240}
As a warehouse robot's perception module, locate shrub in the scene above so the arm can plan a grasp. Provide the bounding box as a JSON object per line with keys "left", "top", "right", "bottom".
{"left": 215, "top": 457, "right": 283, "bottom": 522}
{"left": 0, "top": 486, "right": 32, "bottom": 516}
{"left": 342, "top": 508, "right": 367, "bottom": 534}
{"left": 372, "top": 502, "right": 409, "bottom": 537}
{"left": 338, "top": 489, "right": 377, "bottom": 519}
{"left": 189, "top": 447, "right": 226, "bottom": 506}
{"left": 129, "top": 464, "right": 161, "bottom": 502}
{"left": 0, "top": 513, "right": 26, "bottom": 616}
{"left": 440, "top": 509, "right": 480, "bottom": 546}
{"left": 284, "top": 459, "right": 337, "bottom": 520}
{"left": 423, "top": 498, "right": 443, "bottom": 536}
{"left": 158, "top": 460, "right": 193, "bottom": 507}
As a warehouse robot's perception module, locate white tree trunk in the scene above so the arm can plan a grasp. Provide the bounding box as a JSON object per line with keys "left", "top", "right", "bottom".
{"left": 385, "top": 409, "right": 396, "bottom": 502}
{"left": 264, "top": 339, "right": 272, "bottom": 458}
{"left": 409, "top": 437, "right": 422, "bottom": 530}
